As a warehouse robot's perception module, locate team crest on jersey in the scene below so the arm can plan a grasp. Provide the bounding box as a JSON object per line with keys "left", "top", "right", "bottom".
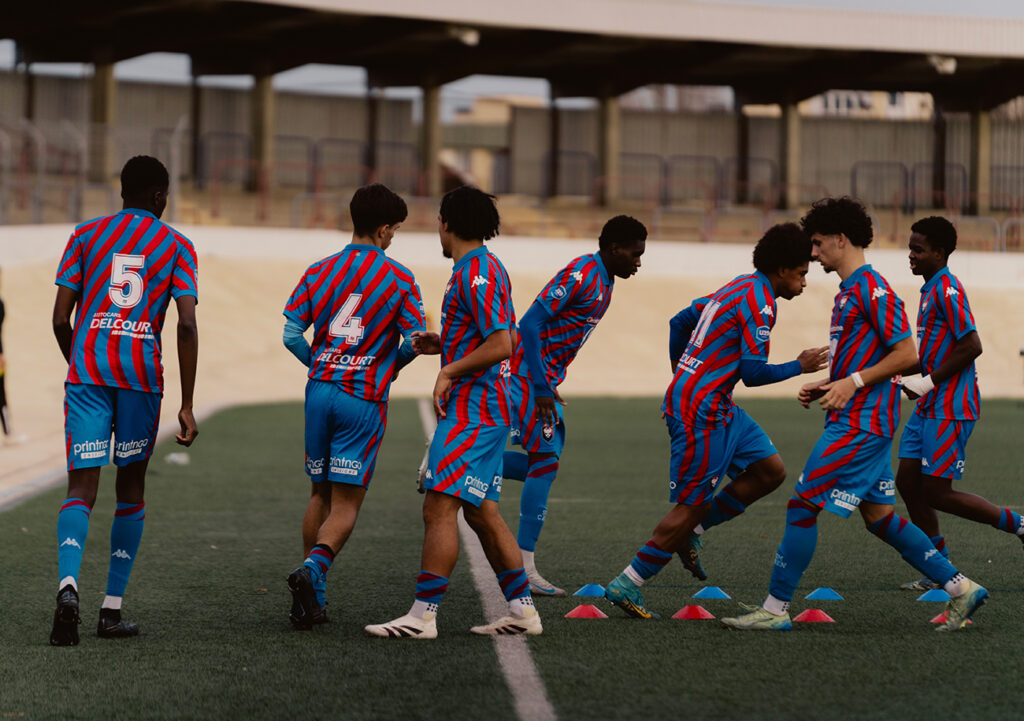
{"left": 471, "top": 275, "right": 488, "bottom": 288}
{"left": 760, "top": 304, "right": 774, "bottom": 317}
{"left": 552, "top": 285, "right": 566, "bottom": 299}
{"left": 756, "top": 326, "right": 771, "bottom": 341}
{"left": 871, "top": 287, "right": 888, "bottom": 300}
{"left": 542, "top": 424, "right": 554, "bottom": 441}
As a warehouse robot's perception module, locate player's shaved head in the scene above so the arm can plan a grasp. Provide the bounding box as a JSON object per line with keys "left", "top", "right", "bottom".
{"left": 439, "top": 186, "right": 500, "bottom": 241}
{"left": 753, "top": 223, "right": 812, "bottom": 274}
{"left": 120, "top": 155, "right": 168, "bottom": 199}
{"left": 911, "top": 215, "right": 957, "bottom": 258}
{"left": 599, "top": 215, "right": 647, "bottom": 250}
{"left": 800, "top": 196, "right": 874, "bottom": 248}
{"left": 350, "top": 184, "right": 408, "bottom": 237}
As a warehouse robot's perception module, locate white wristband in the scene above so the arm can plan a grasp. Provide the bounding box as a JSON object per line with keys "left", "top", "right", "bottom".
{"left": 902, "top": 374, "right": 935, "bottom": 396}
{"left": 851, "top": 372, "right": 865, "bottom": 388}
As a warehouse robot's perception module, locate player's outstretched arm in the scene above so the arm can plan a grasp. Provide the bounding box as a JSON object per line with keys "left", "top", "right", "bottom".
{"left": 175, "top": 295, "right": 199, "bottom": 446}
{"left": 797, "top": 346, "right": 829, "bottom": 373}
{"left": 282, "top": 317, "right": 312, "bottom": 367}
{"left": 819, "top": 336, "right": 917, "bottom": 411}
{"left": 52, "top": 286, "right": 79, "bottom": 364}
{"left": 798, "top": 379, "right": 829, "bottom": 408}
{"left": 432, "top": 329, "right": 512, "bottom": 417}
{"left": 410, "top": 330, "right": 441, "bottom": 355}
{"left": 903, "top": 331, "right": 981, "bottom": 399}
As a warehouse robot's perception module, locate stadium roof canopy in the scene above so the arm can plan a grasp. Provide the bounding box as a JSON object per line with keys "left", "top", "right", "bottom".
{"left": 7, "top": 0, "right": 1024, "bottom": 109}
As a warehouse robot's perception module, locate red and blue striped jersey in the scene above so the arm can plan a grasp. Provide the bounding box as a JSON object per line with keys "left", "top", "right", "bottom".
{"left": 440, "top": 246, "right": 515, "bottom": 426}
{"left": 914, "top": 267, "right": 979, "bottom": 420}
{"left": 510, "top": 253, "right": 613, "bottom": 388}
{"left": 826, "top": 264, "right": 911, "bottom": 437}
{"left": 663, "top": 272, "right": 776, "bottom": 428}
{"left": 284, "top": 244, "right": 425, "bottom": 403}
{"left": 54, "top": 209, "right": 198, "bottom": 394}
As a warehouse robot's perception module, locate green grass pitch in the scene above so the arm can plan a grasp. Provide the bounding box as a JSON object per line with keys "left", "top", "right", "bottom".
{"left": 2, "top": 398, "right": 1022, "bottom": 720}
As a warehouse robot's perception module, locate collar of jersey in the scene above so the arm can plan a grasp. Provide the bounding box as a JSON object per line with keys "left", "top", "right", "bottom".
{"left": 592, "top": 252, "right": 612, "bottom": 285}
{"left": 453, "top": 244, "right": 489, "bottom": 271}
{"left": 752, "top": 270, "right": 773, "bottom": 297}
{"left": 919, "top": 265, "right": 951, "bottom": 294}
{"left": 343, "top": 242, "right": 383, "bottom": 254}
{"left": 120, "top": 207, "right": 158, "bottom": 220}
{"left": 840, "top": 263, "right": 872, "bottom": 290}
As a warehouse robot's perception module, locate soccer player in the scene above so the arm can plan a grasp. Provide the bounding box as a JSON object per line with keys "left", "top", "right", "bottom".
{"left": 896, "top": 216, "right": 1023, "bottom": 591}
{"left": 281, "top": 183, "right": 433, "bottom": 629}
{"left": 49, "top": 155, "right": 199, "bottom": 646}
{"left": 603, "top": 223, "right": 829, "bottom": 619}
{"left": 721, "top": 197, "right": 988, "bottom": 633}
{"left": 502, "top": 215, "right": 647, "bottom": 596}
{"left": 365, "top": 186, "right": 541, "bottom": 639}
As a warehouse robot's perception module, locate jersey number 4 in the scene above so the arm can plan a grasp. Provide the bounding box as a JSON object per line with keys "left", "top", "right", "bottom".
{"left": 109, "top": 253, "right": 146, "bottom": 309}
{"left": 329, "top": 294, "right": 365, "bottom": 344}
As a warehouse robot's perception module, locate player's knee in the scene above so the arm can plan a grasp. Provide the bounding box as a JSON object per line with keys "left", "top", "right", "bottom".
{"left": 758, "top": 458, "right": 786, "bottom": 490}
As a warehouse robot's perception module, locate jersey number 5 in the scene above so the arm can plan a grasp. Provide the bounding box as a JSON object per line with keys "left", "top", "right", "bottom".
{"left": 109, "top": 253, "right": 146, "bottom": 308}
{"left": 329, "top": 293, "right": 365, "bottom": 344}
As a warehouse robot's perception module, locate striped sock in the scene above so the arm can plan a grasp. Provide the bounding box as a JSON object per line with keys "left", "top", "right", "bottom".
{"left": 303, "top": 543, "right": 335, "bottom": 584}
{"left": 625, "top": 539, "right": 672, "bottom": 585}
{"left": 701, "top": 484, "right": 748, "bottom": 532}
{"left": 768, "top": 497, "right": 819, "bottom": 603}
{"left": 106, "top": 502, "right": 145, "bottom": 599}
{"left": 412, "top": 571, "right": 449, "bottom": 618}
{"left": 868, "top": 511, "right": 957, "bottom": 585}
{"left": 517, "top": 457, "right": 559, "bottom": 552}
{"left": 497, "top": 568, "right": 531, "bottom": 601}
{"left": 57, "top": 498, "right": 92, "bottom": 591}
{"left": 995, "top": 508, "right": 1024, "bottom": 535}
{"left": 930, "top": 534, "right": 950, "bottom": 559}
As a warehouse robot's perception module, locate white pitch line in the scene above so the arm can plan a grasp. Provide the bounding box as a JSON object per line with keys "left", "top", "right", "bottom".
{"left": 416, "top": 398, "right": 557, "bottom": 721}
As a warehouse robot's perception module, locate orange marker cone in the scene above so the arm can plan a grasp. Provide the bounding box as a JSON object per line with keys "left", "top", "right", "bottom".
{"left": 565, "top": 604, "right": 608, "bottom": 619}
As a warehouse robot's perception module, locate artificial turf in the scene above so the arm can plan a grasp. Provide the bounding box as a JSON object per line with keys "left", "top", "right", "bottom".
{"left": 2, "top": 398, "right": 1022, "bottom": 720}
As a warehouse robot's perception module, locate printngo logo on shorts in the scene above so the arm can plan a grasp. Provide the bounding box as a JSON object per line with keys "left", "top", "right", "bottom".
{"left": 73, "top": 439, "right": 109, "bottom": 460}
{"left": 307, "top": 457, "right": 324, "bottom": 475}
{"left": 878, "top": 479, "right": 896, "bottom": 496}
{"left": 114, "top": 438, "right": 149, "bottom": 459}
{"left": 331, "top": 457, "right": 362, "bottom": 476}
{"left": 464, "top": 475, "right": 489, "bottom": 498}
{"left": 830, "top": 488, "right": 861, "bottom": 511}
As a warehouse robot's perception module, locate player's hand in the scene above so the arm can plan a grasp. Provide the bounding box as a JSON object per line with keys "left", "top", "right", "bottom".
{"left": 411, "top": 331, "right": 441, "bottom": 355}
{"left": 553, "top": 387, "right": 566, "bottom": 405}
{"left": 797, "top": 346, "right": 829, "bottom": 374}
{"left": 176, "top": 407, "right": 199, "bottom": 446}
{"left": 433, "top": 368, "right": 453, "bottom": 418}
{"left": 901, "top": 374, "right": 933, "bottom": 400}
{"left": 798, "top": 379, "right": 828, "bottom": 408}
{"left": 535, "top": 395, "right": 558, "bottom": 430}
{"left": 818, "top": 376, "right": 857, "bottom": 411}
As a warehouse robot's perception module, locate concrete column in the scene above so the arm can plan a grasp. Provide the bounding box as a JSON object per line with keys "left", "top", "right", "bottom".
{"left": 779, "top": 102, "right": 801, "bottom": 210}
{"left": 547, "top": 84, "right": 559, "bottom": 199}
{"left": 735, "top": 106, "right": 750, "bottom": 204}
{"left": 931, "top": 105, "right": 946, "bottom": 207}
{"left": 89, "top": 61, "right": 117, "bottom": 182}
{"left": 364, "top": 86, "right": 380, "bottom": 184}
{"left": 598, "top": 93, "right": 621, "bottom": 206}
{"left": 190, "top": 68, "right": 202, "bottom": 185}
{"left": 969, "top": 109, "right": 991, "bottom": 215}
{"left": 420, "top": 82, "right": 442, "bottom": 197}
{"left": 250, "top": 71, "right": 275, "bottom": 192}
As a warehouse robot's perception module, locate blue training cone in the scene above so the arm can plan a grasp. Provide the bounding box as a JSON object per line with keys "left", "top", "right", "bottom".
{"left": 916, "top": 588, "right": 950, "bottom": 602}
{"left": 692, "top": 586, "right": 731, "bottom": 600}
{"left": 574, "top": 583, "right": 606, "bottom": 597}
{"left": 805, "top": 587, "right": 844, "bottom": 601}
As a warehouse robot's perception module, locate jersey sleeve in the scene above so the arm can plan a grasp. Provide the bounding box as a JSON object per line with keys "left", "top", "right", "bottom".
{"left": 171, "top": 237, "right": 199, "bottom": 301}
{"left": 398, "top": 277, "right": 427, "bottom": 335}
{"left": 864, "top": 277, "right": 911, "bottom": 347}
{"left": 54, "top": 232, "right": 84, "bottom": 292}
{"left": 463, "top": 259, "right": 512, "bottom": 337}
{"left": 283, "top": 269, "right": 314, "bottom": 326}
{"left": 937, "top": 277, "right": 976, "bottom": 340}
{"left": 534, "top": 261, "right": 584, "bottom": 318}
{"left": 737, "top": 285, "right": 775, "bottom": 360}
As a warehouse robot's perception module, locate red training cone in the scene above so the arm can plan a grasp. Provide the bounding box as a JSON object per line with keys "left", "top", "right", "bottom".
{"left": 793, "top": 608, "right": 835, "bottom": 623}
{"left": 929, "top": 611, "right": 971, "bottom": 624}
{"left": 565, "top": 604, "right": 608, "bottom": 619}
{"left": 672, "top": 605, "right": 715, "bottom": 620}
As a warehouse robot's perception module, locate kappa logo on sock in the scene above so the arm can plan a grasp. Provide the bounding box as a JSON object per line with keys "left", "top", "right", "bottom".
{"left": 924, "top": 549, "right": 938, "bottom": 561}
{"left": 112, "top": 549, "right": 132, "bottom": 560}
{"left": 60, "top": 537, "right": 82, "bottom": 549}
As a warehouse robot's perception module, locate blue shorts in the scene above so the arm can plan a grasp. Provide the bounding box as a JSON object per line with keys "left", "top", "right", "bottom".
{"left": 666, "top": 407, "right": 777, "bottom": 505}
{"left": 64, "top": 382, "right": 161, "bottom": 471}
{"left": 508, "top": 374, "right": 565, "bottom": 457}
{"left": 795, "top": 423, "right": 895, "bottom": 518}
{"left": 304, "top": 379, "right": 387, "bottom": 488}
{"left": 898, "top": 412, "right": 974, "bottom": 481}
{"left": 423, "top": 418, "right": 508, "bottom": 507}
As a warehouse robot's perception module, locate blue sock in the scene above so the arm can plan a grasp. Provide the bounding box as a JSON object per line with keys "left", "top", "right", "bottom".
{"left": 106, "top": 502, "right": 145, "bottom": 598}
{"left": 868, "top": 512, "right": 957, "bottom": 585}
{"left": 628, "top": 539, "right": 673, "bottom": 581}
{"left": 503, "top": 451, "right": 529, "bottom": 481}
{"left": 517, "top": 457, "right": 558, "bottom": 552}
{"left": 303, "top": 543, "right": 334, "bottom": 586}
{"left": 995, "top": 508, "right": 1023, "bottom": 535}
{"left": 57, "top": 498, "right": 91, "bottom": 588}
{"left": 497, "top": 568, "right": 531, "bottom": 601}
{"left": 930, "top": 534, "right": 950, "bottom": 560}
{"left": 314, "top": 576, "right": 327, "bottom": 606}
{"left": 768, "top": 497, "right": 820, "bottom": 603}
{"left": 702, "top": 484, "right": 748, "bottom": 531}
{"left": 415, "top": 571, "right": 449, "bottom": 606}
